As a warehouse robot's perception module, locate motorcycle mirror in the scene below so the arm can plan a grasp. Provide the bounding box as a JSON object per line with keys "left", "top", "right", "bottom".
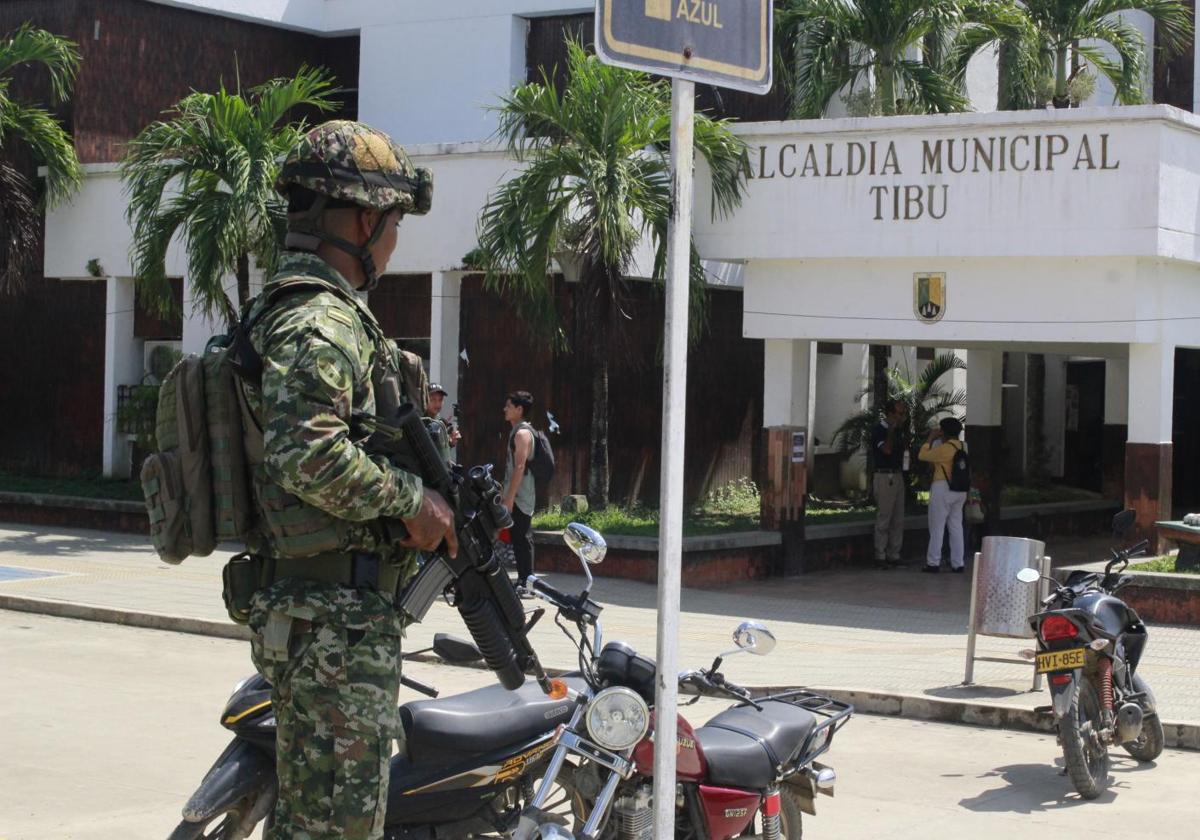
{"left": 564, "top": 522, "right": 606, "bottom": 565}
{"left": 732, "top": 621, "right": 777, "bottom": 656}
{"left": 564, "top": 522, "right": 605, "bottom": 594}
{"left": 1016, "top": 567, "right": 1041, "bottom": 584}
{"left": 1112, "top": 509, "right": 1136, "bottom": 539}
{"left": 432, "top": 633, "right": 484, "bottom": 664}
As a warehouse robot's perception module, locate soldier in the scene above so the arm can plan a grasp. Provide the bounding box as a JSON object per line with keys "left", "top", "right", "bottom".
{"left": 240, "top": 120, "right": 456, "bottom": 840}
{"left": 425, "top": 382, "right": 462, "bottom": 447}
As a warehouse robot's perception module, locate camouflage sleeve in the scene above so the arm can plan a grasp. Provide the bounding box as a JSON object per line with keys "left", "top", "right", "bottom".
{"left": 259, "top": 307, "right": 424, "bottom": 522}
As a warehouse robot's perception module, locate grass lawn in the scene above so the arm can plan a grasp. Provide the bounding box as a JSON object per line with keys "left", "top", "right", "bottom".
{"left": 0, "top": 471, "right": 144, "bottom": 502}
{"left": 1133, "top": 555, "right": 1200, "bottom": 575}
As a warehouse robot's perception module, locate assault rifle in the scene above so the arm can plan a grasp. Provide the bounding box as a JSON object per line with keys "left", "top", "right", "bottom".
{"left": 353, "top": 404, "right": 551, "bottom": 694}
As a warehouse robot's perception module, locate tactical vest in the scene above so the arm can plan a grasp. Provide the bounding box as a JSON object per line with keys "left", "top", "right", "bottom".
{"left": 238, "top": 274, "right": 411, "bottom": 561}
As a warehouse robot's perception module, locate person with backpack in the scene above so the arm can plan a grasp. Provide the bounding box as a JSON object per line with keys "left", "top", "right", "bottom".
{"left": 502, "top": 390, "right": 538, "bottom": 587}
{"left": 241, "top": 121, "right": 453, "bottom": 840}
{"left": 918, "top": 416, "right": 970, "bottom": 574}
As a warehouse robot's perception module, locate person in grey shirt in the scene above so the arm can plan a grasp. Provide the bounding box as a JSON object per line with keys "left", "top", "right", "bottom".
{"left": 502, "top": 390, "right": 536, "bottom": 586}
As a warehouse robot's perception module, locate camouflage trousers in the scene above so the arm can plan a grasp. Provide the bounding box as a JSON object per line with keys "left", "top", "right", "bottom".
{"left": 249, "top": 578, "right": 406, "bottom": 840}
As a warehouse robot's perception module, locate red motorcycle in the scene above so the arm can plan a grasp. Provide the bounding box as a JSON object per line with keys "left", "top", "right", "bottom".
{"left": 513, "top": 524, "right": 853, "bottom": 840}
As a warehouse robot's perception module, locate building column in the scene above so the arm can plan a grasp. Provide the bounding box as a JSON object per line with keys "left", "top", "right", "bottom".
{"left": 966, "top": 349, "right": 1005, "bottom": 527}
{"left": 762, "top": 340, "right": 813, "bottom": 572}
{"left": 1103, "top": 357, "right": 1129, "bottom": 501}
{"left": 1126, "top": 343, "right": 1174, "bottom": 544}
{"left": 102, "top": 277, "right": 141, "bottom": 477}
{"left": 429, "top": 271, "right": 462, "bottom": 406}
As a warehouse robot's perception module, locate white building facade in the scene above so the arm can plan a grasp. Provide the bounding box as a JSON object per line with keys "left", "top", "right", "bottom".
{"left": 40, "top": 0, "right": 1200, "bottom": 537}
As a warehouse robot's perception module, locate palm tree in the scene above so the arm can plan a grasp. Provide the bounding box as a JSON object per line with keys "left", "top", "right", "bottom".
{"left": 0, "top": 23, "right": 81, "bottom": 293}
{"left": 776, "top": 0, "right": 978, "bottom": 118}
{"left": 121, "top": 67, "right": 335, "bottom": 325}
{"left": 474, "top": 41, "right": 747, "bottom": 509}
{"left": 833, "top": 352, "right": 967, "bottom": 489}
{"left": 953, "top": 0, "right": 1193, "bottom": 108}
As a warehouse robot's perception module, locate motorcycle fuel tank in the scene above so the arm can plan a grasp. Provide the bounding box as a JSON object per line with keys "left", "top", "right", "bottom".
{"left": 633, "top": 712, "right": 707, "bottom": 781}
{"left": 1073, "top": 591, "right": 1135, "bottom": 637}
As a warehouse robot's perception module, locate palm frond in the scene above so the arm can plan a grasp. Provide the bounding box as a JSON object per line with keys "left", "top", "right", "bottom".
{"left": 477, "top": 38, "right": 745, "bottom": 352}
{"left": 0, "top": 160, "right": 39, "bottom": 294}
{"left": 121, "top": 70, "right": 331, "bottom": 322}
{"left": 0, "top": 98, "right": 81, "bottom": 205}
{"left": 0, "top": 23, "right": 79, "bottom": 103}
{"left": 1074, "top": 18, "right": 1149, "bottom": 104}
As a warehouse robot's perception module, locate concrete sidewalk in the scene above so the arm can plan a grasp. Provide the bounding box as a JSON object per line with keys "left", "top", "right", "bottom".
{"left": 1, "top": 523, "right": 1197, "bottom": 747}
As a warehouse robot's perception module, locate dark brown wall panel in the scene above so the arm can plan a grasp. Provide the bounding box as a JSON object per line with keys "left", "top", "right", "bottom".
{"left": 0, "top": 278, "right": 105, "bottom": 475}
{"left": 370, "top": 274, "right": 432, "bottom": 339}
{"left": 1, "top": 0, "right": 359, "bottom": 165}
{"left": 455, "top": 276, "right": 762, "bottom": 507}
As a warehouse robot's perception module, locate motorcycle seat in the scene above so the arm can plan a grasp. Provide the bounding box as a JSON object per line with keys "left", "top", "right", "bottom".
{"left": 400, "top": 676, "right": 585, "bottom": 768}
{"left": 695, "top": 700, "right": 819, "bottom": 789}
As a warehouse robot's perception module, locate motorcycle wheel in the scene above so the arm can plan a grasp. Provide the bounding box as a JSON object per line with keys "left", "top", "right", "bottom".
{"left": 1123, "top": 713, "right": 1165, "bottom": 762}
{"left": 165, "top": 794, "right": 264, "bottom": 840}
{"left": 1060, "top": 677, "right": 1110, "bottom": 800}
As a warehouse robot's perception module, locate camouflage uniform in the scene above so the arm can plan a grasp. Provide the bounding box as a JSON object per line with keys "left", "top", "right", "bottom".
{"left": 244, "top": 121, "right": 432, "bottom": 840}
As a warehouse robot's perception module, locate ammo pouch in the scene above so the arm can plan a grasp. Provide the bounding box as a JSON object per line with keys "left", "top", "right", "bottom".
{"left": 222, "top": 552, "right": 264, "bottom": 624}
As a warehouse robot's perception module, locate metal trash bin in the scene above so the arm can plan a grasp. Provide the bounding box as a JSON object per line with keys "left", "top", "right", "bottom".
{"left": 963, "top": 536, "right": 1050, "bottom": 687}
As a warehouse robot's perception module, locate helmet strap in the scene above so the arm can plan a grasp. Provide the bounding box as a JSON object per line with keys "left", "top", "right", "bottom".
{"left": 286, "top": 196, "right": 394, "bottom": 292}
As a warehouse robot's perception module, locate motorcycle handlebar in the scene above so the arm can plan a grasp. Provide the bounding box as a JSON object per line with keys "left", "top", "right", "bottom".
{"left": 527, "top": 575, "right": 601, "bottom": 626}
{"left": 527, "top": 575, "right": 570, "bottom": 608}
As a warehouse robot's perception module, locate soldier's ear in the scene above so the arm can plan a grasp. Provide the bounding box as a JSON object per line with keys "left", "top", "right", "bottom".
{"left": 357, "top": 208, "right": 381, "bottom": 244}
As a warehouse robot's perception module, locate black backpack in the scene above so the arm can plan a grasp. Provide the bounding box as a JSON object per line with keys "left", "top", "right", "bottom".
{"left": 513, "top": 422, "right": 556, "bottom": 488}
{"left": 947, "top": 443, "right": 971, "bottom": 492}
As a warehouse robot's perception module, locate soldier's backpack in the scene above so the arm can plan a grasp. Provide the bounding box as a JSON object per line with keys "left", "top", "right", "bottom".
{"left": 140, "top": 334, "right": 253, "bottom": 564}
{"left": 947, "top": 442, "right": 971, "bottom": 493}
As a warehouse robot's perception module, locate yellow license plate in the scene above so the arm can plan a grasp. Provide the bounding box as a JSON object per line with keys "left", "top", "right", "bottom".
{"left": 1036, "top": 648, "right": 1086, "bottom": 674}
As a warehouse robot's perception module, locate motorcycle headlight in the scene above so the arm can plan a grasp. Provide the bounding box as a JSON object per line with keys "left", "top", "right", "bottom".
{"left": 586, "top": 687, "right": 649, "bottom": 752}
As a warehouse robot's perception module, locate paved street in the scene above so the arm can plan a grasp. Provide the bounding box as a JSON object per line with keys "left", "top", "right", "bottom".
{"left": 2, "top": 612, "right": 1197, "bottom": 840}
{"left": 1, "top": 524, "right": 1198, "bottom": 729}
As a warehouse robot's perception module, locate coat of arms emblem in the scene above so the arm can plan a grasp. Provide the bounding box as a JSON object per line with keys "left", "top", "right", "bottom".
{"left": 914, "top": 273, "right": 946, "bottom": 323}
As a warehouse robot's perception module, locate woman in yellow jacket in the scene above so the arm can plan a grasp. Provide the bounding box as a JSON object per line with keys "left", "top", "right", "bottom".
{"left": 918, "top": 417, "right": 967, "bottom": 573}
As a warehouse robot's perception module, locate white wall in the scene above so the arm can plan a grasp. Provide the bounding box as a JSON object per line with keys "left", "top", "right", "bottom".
{"left": 359, "top": 16, "right": 526, "bottom": 146}
{"left": 696, "top": 108, "right": 1186, "bottom": 263}
{"left": 812, "top": 343, "right": 867, "bottom": 448}
{"left": 43, "top": 165, "right": 185, "bottom": 280}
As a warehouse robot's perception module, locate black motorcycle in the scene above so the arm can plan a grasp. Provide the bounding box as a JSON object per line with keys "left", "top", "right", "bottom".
{"left": 167, "top": 534, "right": 594, "bottom": 840}
{"left": 1017, "top": 509, "right": 1165, "bottom": 799}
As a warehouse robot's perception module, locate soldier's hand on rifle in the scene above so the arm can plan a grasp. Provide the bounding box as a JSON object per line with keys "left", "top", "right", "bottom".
{"left": 401, "top": 488, "right": 459, "bottom": 557}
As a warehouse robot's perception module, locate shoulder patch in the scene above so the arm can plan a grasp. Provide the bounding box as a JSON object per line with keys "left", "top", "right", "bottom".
{"left": 313, "top": 346, "right": 353, "bottom": 394}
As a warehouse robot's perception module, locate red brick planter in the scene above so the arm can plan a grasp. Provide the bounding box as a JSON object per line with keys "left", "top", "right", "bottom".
{"left": 0, "top": 492, "right": 148, "bottom": 535}
{"left": 1120, "top": 573, "right": 1200, "bottom": 626}
{"left": 532, "top": 532, "right": 780, "bottom": 586}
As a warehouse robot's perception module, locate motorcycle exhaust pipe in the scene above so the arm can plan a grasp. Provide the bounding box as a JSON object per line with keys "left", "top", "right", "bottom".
{"left": 1116, "top": 702, "right": 1144, "bottom": 744}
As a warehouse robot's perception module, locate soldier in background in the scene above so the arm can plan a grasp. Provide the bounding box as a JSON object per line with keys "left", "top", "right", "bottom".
{"left": 241, "top": 120, "right": 455, "bottom": 840}
{"left": 425, "top": 382, "right": 462, "bottom": 448}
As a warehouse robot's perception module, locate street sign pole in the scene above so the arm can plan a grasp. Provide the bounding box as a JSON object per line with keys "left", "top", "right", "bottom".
{"left": 653, "top": 75, "right": 694, "bottom": 840}
{"left": 595, "top": 4, "right": 771, "bottom": 832}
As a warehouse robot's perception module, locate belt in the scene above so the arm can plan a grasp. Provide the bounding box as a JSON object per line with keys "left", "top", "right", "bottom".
{"left": 265, "top": 552, "right": 403, "bottom": 597}
{"left": 875, "top": 468, "right": 902, "bottom": 474}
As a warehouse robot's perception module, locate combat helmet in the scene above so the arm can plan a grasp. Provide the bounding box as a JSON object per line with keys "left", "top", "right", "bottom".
{"left": 277, "top": 120, "right": 433, "bottom": 290}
